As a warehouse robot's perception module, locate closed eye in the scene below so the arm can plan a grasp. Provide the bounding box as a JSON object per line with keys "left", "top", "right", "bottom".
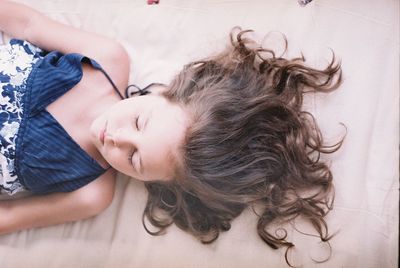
{"left": 128, "top": 148, "right": 137, "bottom": 168}
{"left": 135, "top": 116, "right": 139, "bottom": 130}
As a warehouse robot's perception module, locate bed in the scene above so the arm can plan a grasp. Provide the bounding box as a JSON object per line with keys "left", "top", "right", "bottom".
{"left": 0, "top": 0, "right": 398, "bottom": 267}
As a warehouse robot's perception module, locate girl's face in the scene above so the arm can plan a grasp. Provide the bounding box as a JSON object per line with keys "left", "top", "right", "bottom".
{"left": 90, "top": 93, "right": 189, "bottom": 181}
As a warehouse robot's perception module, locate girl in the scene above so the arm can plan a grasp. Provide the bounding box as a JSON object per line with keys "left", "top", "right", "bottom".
{"left": 0, "top": 0, "right": 189, "bottom": 231}
{"left": 0, "top": 0, "right": 342, "bottom": 265}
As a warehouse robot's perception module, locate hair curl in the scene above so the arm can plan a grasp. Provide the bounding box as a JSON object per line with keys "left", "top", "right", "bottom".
{"left": 142, "top": 28, "right": 343, "bottom": 266}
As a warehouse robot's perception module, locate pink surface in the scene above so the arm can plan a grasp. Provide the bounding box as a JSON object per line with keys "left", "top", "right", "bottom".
{"left": 0, "top": 0, "right": 398, "bottom": 267}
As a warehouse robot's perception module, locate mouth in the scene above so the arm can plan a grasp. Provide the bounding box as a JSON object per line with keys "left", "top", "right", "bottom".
{"left": 99, "top": 121, "right": 107, "bottom": 145}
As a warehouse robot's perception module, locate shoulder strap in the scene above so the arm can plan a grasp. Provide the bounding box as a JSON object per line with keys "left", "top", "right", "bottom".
{"left": 87, "top": 58, "right": 124, "bottom": 100}
{"left": 29, "top": 52, "right": 124, "bottom": 116}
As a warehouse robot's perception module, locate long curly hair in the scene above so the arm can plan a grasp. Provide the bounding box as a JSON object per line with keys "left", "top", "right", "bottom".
{"left": 142, "top": 28, "right": 343, "bottom": 266}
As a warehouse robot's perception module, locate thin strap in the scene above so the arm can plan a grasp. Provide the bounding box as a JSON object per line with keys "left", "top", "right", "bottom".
{"left": 88, "top": 58, "right": 124, "bottom": 100}
{"left": 125, "top": 84, "right": 149, "bottom": 98}
{"left": 125, "top": 82, "right": 166, "bottom": 98}
{"left": 95, "top": 66, "right": 124, "bottom": 100}
{"left": 91, "top": 58, "right": 167, "bottom": 100}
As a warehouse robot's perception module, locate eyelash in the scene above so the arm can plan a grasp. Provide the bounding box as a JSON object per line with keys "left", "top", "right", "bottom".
{"left": 135, "top": 116, "right": 139, "bottom": 130}
{"left": 128, "top": 116, "right": 140, "bottom": 167}
{"left": 128, "top": 148, "right": 136, "bottom": 167}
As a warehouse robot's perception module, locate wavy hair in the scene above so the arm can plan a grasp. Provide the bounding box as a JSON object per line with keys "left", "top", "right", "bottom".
{"left": 142, "top": 28, "right": 343, "bottom": 266}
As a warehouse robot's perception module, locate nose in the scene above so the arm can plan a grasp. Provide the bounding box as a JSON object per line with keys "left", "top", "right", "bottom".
{"left": 105, "top": 128, "right": 132, "bottom": 147}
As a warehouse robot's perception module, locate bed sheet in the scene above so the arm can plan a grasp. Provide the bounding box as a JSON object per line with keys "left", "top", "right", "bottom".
{"left": 0, "top": 0, "right": 398, "bottom": 267}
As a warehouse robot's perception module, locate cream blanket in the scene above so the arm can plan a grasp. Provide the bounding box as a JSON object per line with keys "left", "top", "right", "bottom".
{"left": 0, "top": 0, "right": 398, "bottom": 267}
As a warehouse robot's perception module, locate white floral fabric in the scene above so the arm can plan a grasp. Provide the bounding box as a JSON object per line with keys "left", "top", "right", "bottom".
{"left": 0, "top": 39, "right": 43, "bottom": 195}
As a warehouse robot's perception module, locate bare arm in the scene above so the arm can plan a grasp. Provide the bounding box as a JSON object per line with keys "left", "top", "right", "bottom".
{"left": 0, "top": 170, "right": 116, "bottom": 235}
{"left": 0, "top": 0, "right": 129, "bottom": 89}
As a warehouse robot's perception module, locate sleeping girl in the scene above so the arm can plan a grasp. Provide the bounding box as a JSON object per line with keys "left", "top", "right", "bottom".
{"left": 0, "top": 1, "right": 342, "bottom": 266}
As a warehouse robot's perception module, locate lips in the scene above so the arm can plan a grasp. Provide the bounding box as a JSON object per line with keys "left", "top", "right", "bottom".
{"left": 99, "top": 121, "right": 107, "bottom": 144}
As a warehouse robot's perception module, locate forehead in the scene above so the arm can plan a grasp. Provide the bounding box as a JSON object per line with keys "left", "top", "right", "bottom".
{"left": 134, "top": 95, "right": 188, "bottom": 180}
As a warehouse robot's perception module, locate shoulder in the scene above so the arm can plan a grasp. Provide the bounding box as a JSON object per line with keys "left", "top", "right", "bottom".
{"left": 75, "top": 169, "right": 117, "bottom": 214}
{"left": 24, "top": 10, "right": 131, "bottom": 89}
{"left": 95, "top": 42, "right": 130, "bottom": 93}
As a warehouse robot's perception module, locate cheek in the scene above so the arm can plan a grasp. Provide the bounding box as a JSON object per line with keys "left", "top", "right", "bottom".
{"left": 106, "top": 102, "right": 130, "bottom": 120}
{"left": 103, "top": 149, "right": 127, "bottom": 171}
{"left": 105, "top": 152, "right": 140, "bottom": 178}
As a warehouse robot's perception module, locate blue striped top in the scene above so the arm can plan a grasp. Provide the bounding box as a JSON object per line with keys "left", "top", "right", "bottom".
{"left": 12, "top": 49, "right": 116, "bottom": 194}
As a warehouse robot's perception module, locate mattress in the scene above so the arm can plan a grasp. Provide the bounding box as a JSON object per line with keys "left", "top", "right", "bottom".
{"left": 0, "top": 0, "right": 398, "bottom": 267}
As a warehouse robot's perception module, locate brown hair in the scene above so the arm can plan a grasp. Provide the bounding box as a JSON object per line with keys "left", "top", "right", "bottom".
{"left": 142, "top": 28, "right": 343, "bottom": 266}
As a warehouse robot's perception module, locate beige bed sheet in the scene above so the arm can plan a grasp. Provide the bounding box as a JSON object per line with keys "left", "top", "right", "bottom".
{"left": 0, "top": 0, "right": 398, "bottom": 267}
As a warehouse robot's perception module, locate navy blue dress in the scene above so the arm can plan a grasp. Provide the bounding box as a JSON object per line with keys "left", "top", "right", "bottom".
{"left": 0, "top": 39, "right": 119, "bottom": 195}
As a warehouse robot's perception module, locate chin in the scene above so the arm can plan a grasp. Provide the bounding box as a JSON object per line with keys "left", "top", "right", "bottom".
{"left": 89, "top": 119, "right": 99, "bottom": 137}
